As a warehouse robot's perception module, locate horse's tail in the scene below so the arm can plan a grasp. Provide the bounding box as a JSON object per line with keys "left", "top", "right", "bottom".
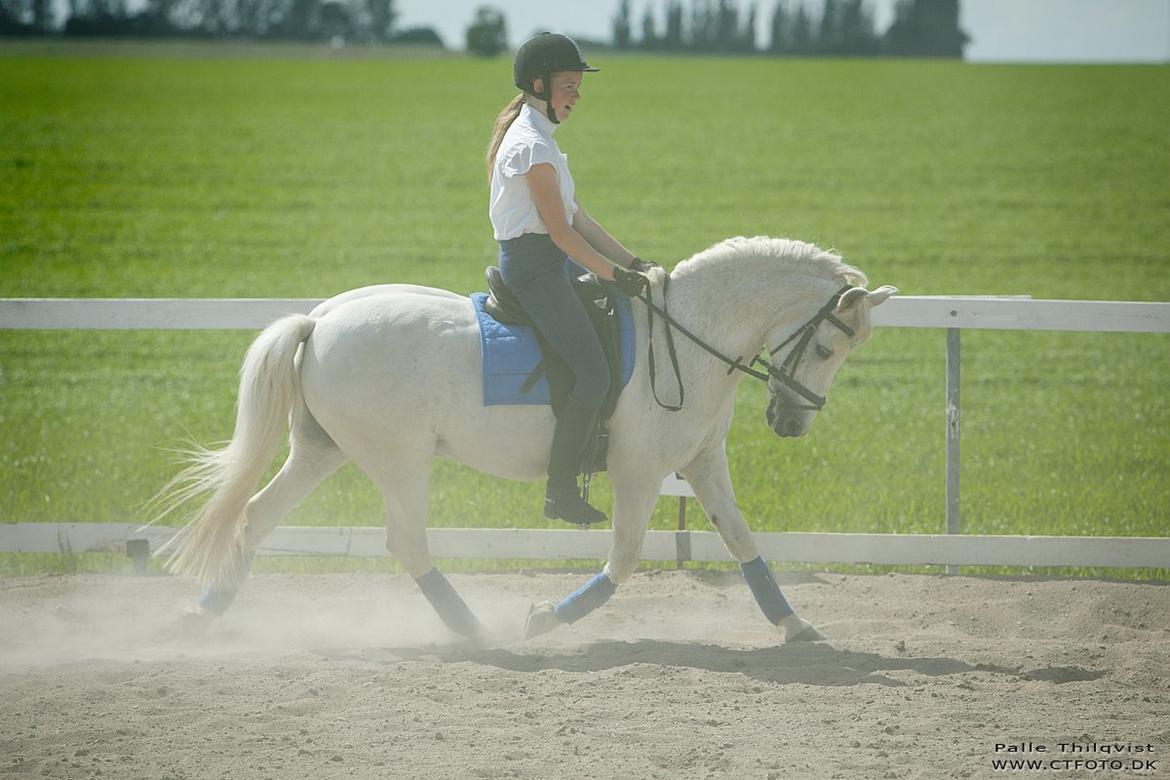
{"left": 148, "top": 314, "right": 316, "bottom": 587}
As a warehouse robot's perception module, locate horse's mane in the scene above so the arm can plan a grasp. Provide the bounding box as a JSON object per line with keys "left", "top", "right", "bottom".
{"left": 672, "top": 236, "right": 868, "bottom": 288}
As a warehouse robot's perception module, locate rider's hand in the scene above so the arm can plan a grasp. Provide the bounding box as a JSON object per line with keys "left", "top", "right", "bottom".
{"left": 612, "top": 266, "right": 649, "bottom": 298}
{"left": 629, "top": 257, "right": 659, "bottom": 274}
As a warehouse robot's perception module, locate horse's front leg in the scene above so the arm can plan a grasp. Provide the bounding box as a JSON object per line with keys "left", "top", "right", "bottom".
{"left": 680, "top": 441, "right": 825, "bottom": 643}
{"left": 523, "top": 471, "right": 660, "bottom": 638}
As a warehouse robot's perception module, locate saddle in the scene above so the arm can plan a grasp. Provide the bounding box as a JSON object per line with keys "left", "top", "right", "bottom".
{"left": 483, "top": 265, "right": 609, "bottom": 328}
{"left": 482, "top": 265, "right": 627, "bottom": 473}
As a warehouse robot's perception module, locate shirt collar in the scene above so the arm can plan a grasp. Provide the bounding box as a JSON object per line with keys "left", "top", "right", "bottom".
{"left": 521, "top": 101, "right": 558, "bottom": 137}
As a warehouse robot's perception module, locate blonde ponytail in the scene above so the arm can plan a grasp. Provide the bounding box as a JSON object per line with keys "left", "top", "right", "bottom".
{"left": 487, "top": 93, "right": 526, "bottom": 181}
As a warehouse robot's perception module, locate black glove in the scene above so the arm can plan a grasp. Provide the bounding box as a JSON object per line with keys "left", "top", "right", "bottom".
{"left": 612, "top": 266, "right": 649, "bottom": 298}
{"left": 629, "top": 257, "right": 659, "bottom": 273}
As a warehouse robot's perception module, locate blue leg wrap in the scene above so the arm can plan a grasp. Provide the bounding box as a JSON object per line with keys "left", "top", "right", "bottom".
{"left": 197, "top": 550, "right": 255, "bottom": 616}
{"left": 415, "top": 569, "right": 482, "bottom": 637}
{"left": 197, "top": 587, "right": 238, "bottom": 616}
{"left": 554, "top": 572, "right": 616, "bottom": 624}
{"left": 740, "top": 556, "right": 793, "bottom": 624}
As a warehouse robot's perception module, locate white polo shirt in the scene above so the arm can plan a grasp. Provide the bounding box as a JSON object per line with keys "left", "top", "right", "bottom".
{"left": 489, "top": 103, "right": 578, "bottom": 241}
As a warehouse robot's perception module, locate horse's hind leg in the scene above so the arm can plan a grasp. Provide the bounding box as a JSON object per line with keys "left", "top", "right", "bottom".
{"left": 195, "top": 406, "right": 347, "bottom": 618}
{"left": 680, "top": 441, "right": 824, "bottom": 643}
{"left": 372, "top": 451, "right": 482, "bottom": 638}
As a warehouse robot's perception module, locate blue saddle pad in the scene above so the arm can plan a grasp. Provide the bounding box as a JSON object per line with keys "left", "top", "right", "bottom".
{"left": 471, "top": 291, "right": 635, "bottom": 406}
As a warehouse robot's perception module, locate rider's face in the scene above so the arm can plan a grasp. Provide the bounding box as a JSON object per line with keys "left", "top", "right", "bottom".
{"left": 536, "top": 71, "right": 583, "bottom": 123}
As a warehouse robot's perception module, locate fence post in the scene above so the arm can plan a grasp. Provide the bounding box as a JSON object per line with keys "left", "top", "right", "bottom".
{"left": 126, "top": 538, "right": 151, "bottom": 576}
{"left": 945, "top": 328, "right": 961, "bottom": 575}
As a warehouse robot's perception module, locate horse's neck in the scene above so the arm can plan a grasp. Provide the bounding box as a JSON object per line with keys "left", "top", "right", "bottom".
{"left": 663, "top": 256, "right": 841, "bottom": 375}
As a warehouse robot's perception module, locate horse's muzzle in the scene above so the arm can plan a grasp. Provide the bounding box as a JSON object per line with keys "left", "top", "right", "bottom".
{"left": 766, "top": 392, "right": 811, "bottom": 438}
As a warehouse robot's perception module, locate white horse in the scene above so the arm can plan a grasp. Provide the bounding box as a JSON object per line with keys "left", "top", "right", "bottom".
{"left": 154, "top": 236, "right": 895, "bottom": 642}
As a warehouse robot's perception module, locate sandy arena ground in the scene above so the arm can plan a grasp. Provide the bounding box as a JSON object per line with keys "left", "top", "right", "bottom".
{"left": 1, "top": 569, "right": 1167, "bottom": 779}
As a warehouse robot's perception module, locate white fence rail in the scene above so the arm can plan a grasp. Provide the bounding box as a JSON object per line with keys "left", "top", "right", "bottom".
{"left": 3, "top": 523, "right": 1168, "bottom": 570}
{"left": 3, "top": 296, "right": 1170, "bottom": 332}
{"left": 2, "top": 296, "right": 1169, "bottom": 571}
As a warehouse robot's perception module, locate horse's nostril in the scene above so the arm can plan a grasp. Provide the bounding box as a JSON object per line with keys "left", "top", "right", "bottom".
{"left": 784, "top": 419, "right": 801, "bottom": 437}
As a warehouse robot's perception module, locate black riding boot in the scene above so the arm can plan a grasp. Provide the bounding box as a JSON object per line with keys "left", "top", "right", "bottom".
{"left": 544, "top": 396, "right": 607, "bottom": 526}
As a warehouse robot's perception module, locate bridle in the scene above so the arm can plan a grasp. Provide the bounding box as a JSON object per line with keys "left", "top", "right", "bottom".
{"left": 635, "top": 279, "right": 856, "bottom": 413}
{"left": 757, "top": 286, "right": 857, "bottom": 411}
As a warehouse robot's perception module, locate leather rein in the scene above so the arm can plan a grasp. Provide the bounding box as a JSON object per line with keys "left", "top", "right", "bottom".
{"left": 632, "top": 277, "right": 855, "bottom": 413}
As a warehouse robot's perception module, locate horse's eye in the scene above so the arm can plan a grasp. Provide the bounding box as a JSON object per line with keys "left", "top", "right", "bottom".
{"left": 815, "top": 344, "right": 833, "bottom": 360}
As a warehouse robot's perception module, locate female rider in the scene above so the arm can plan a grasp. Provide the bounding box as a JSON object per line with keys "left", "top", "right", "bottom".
{"left": 487, "top": 32, "right": 647, "bottom": 526}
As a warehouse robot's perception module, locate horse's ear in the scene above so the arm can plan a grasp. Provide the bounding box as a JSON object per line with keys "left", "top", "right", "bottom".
{"left": 867, "top": 285, "right": 898, "bottom": 307}
{"left": 835, "top": 287, "right": 868, "bottom": 313}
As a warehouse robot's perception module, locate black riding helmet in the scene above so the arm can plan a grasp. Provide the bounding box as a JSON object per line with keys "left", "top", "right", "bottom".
{"left": 513, "top": 32, "right": 600, "bottom": 125}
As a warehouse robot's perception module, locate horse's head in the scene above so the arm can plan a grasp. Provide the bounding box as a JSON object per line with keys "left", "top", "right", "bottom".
{"left": 763, "top": 283, "right": 897, "bottom": 438}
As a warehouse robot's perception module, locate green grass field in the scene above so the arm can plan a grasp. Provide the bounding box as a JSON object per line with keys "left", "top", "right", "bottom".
{"left": 1, "top": 44, "right": 1168, "bottom": 577}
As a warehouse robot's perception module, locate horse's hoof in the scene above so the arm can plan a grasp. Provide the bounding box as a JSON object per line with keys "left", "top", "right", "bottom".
{"left": 179, "top": 606, "right": 214, "bottom": 641}
{"left": 788, "top": 624, "right": 827, "bottom": 643}
{"left": 780, "top": 613, "right": 826, "bottom": 643}
{"left": 523, "top": 601, "right": 561, "bottom": 639}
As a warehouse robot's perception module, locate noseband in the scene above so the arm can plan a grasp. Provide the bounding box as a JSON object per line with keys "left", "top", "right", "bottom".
{"left": 636, "top": 280, "right": 854, "bottom": 412}
{"left": 753, "top": 286, "right": 856, "bottom": 411}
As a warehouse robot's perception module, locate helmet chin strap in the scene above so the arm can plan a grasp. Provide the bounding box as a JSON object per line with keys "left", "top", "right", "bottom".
{"left": 540, "top": 71, "right": 559, "bottom": 125}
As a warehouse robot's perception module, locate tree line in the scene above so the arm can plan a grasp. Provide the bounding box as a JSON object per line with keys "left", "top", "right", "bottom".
{"left": 615, "top": 0, "right": 966, "bottom": 57}
{"left": 0, "top": 0, "right": 442, "bottom": 43}
{"left": 1, "top": 0, "right": 966, "bottom": 58}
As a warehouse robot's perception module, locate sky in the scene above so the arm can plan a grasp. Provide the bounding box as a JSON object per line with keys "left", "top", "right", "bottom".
{"left": 395, "top": 0, "right": 1170, "bottom": 63}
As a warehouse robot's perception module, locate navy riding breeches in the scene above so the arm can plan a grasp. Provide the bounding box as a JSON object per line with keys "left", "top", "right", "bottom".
{"left": 498, "top": 233, "right": 611, "bottom": 408}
